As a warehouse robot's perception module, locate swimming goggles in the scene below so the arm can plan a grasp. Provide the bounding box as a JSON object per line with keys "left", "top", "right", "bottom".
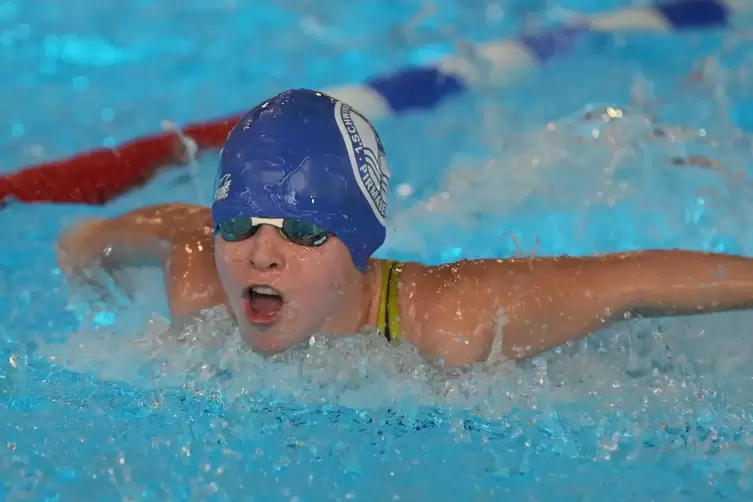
{"left": 216, "top": 217, "right": 331, "bottom": 247}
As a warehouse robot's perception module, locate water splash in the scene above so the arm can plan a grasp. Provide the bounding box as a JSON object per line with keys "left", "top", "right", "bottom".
{"left": 382, "top": 102, "right": 753, "bottom": 262}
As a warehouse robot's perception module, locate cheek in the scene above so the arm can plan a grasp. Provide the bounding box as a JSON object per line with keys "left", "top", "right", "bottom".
{"left": 288, "top": 253, "right": 343, "bottom": 290}
{"left": 214, "top": 249, "right": 245, "bottom": 285}
{"left": 304, "top": 260, "right": 350, "bottom": 298}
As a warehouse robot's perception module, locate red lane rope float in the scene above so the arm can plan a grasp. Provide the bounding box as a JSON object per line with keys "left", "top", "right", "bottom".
{"left": 0, "top": 113, "right": 242, "bottom": 206}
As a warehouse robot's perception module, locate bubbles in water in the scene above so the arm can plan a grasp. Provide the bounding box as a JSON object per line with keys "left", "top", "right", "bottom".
{"left": 0, "top": 343, "right": 28, "bottom": 400}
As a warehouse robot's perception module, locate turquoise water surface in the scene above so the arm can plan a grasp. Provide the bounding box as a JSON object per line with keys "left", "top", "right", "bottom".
{"left": 3, "top": 0, "right": 753, "bottom": 500}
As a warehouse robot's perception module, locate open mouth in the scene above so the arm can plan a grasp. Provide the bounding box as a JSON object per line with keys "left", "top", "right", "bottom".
{"left": 241, "top": 284, "right": 285, "bottom": 325}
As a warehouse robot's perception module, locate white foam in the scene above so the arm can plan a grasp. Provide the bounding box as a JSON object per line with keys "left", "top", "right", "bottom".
{"left": 32, "top": 297, "right": 753, "bottom": 426}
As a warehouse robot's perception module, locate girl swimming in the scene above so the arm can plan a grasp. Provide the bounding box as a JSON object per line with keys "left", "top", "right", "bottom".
{"left": 58, "top": 89, "right": 753, "bottom": 366}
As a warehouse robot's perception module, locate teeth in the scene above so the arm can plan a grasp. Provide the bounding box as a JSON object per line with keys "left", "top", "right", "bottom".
{"left": 252, "top": 286, "right": 278, "bottom": 296}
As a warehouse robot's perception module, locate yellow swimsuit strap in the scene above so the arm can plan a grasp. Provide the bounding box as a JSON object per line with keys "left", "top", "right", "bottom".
{"left": 376, "top": 260, "right": 403, "bottom": 344}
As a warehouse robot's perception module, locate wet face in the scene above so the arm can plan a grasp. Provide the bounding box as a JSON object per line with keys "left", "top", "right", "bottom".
{"left": 214, "top": 224, "right": 366, "bottom": 354}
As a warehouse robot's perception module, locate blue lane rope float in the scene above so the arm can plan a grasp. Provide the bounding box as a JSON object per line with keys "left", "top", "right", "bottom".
{"left": 326, "top": 0, "right": 748, "bottom": 119}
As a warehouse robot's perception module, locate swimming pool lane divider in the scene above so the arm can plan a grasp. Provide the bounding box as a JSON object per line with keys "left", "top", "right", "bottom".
{"left": 0, "top": 0, "right": 747, "bottom": 208}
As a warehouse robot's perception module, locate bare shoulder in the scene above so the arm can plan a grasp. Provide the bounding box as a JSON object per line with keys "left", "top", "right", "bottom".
{"left": 395, "top": 257, "right": 586, "bottom": 365}
{"left": 162, "top": 206, "right": 225, "bottom": 319}
{"left": 118, "top": 203, "right": 224, "bottom": 318}
{"left": 399, "top": 258, "right": 541, "bottom": 311}
{"left": 393, "top": 259, "right": 506, "bottom": 364}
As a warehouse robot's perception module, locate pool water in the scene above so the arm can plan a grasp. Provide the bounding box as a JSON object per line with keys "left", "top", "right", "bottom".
{"left": 4, "top": 0, "right": 753, "bottom": 500}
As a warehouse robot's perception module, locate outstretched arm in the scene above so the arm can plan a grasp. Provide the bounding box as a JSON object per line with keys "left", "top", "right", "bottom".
{"left": 57, "top": 203, "right": 209, "bottom": 272}
{"left": 57, "top": 203, "right": 225, "bottom": 318}
{"left": 407, "top": 250, "right": 753, "bottom": 364}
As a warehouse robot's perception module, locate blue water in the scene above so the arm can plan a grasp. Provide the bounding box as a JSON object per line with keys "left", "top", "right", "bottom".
{"left": 3, "top": 0, "right": 753, "bottom": 500}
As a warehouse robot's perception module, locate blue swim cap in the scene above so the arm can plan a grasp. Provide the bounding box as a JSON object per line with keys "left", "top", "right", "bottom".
{"left": 211, "top": 89, "right": 390, "bottom": 271}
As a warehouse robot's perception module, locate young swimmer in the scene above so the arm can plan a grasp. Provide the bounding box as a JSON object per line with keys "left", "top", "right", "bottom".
{"left": 58, "top": 88, "right": 753, "bottom": 366}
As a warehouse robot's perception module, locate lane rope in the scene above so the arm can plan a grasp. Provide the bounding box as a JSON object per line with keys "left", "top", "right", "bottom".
{"left": 0, "top": 0, "right": 745, "bottom": 206}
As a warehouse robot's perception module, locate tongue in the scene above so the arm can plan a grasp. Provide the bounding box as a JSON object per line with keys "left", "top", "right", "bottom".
{"left": 243, "top": 293, "right": 284, "bottom": 323}
{"left": 252, "top": 294, "right": 283, "bottom": 314}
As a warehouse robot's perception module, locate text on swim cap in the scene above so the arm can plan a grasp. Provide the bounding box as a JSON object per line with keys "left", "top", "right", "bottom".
{"left": 336, "top": 103, "right": 389, "bottom": 224}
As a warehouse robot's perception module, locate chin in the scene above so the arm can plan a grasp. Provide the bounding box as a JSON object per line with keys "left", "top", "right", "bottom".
{"left": 240, "top": 329, "right": 304, "bottom": 355}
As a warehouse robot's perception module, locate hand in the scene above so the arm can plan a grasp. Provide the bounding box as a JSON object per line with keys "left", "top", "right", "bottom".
{"left": 58, "top": 218, "right": 136, "bottom": 303}
{"left": 57, "top": 218, "right": 108, "bottom": 276}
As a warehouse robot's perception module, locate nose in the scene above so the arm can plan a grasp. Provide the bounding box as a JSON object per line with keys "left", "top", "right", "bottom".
{"left": 244, "top": 225, "right": 286, "bottom": 271}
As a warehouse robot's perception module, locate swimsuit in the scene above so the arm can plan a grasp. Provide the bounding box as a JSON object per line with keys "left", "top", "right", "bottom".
{"left": 376, "top": 260, "right": 403, "bottom": 344}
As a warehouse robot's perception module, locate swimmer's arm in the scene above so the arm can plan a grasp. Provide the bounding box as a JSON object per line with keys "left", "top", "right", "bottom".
{"left": 403, "top": 258, "right": 623, "bottom": 365}
{"left": 59, "top": 203, "right": 227, "bottom": 319}
{"left": 409, "top": 250, "right": 753, "bottom": 364}
{"left": 163, "top": 230, "right": 228, "bottom": 320}
{"left": 57, "top": 203, "right": 210, "bottom": 271}
{"left": 606, "top": 249, "right": 753, "bottom": 317}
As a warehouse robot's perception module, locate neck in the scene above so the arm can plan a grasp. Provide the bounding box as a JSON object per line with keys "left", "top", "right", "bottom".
{"left": 359, "top": 259, "right": 384, "bottom": 330}
{"left": 323, "top": 259, "right": 382, "bottom": 334}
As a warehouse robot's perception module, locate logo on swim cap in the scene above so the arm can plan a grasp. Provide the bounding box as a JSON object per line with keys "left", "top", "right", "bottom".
{"left": 214, "top": 173, "right": 232, "bottom": 202}
{"left": 334, "top": 102, "right": 390, "bottom": 225}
